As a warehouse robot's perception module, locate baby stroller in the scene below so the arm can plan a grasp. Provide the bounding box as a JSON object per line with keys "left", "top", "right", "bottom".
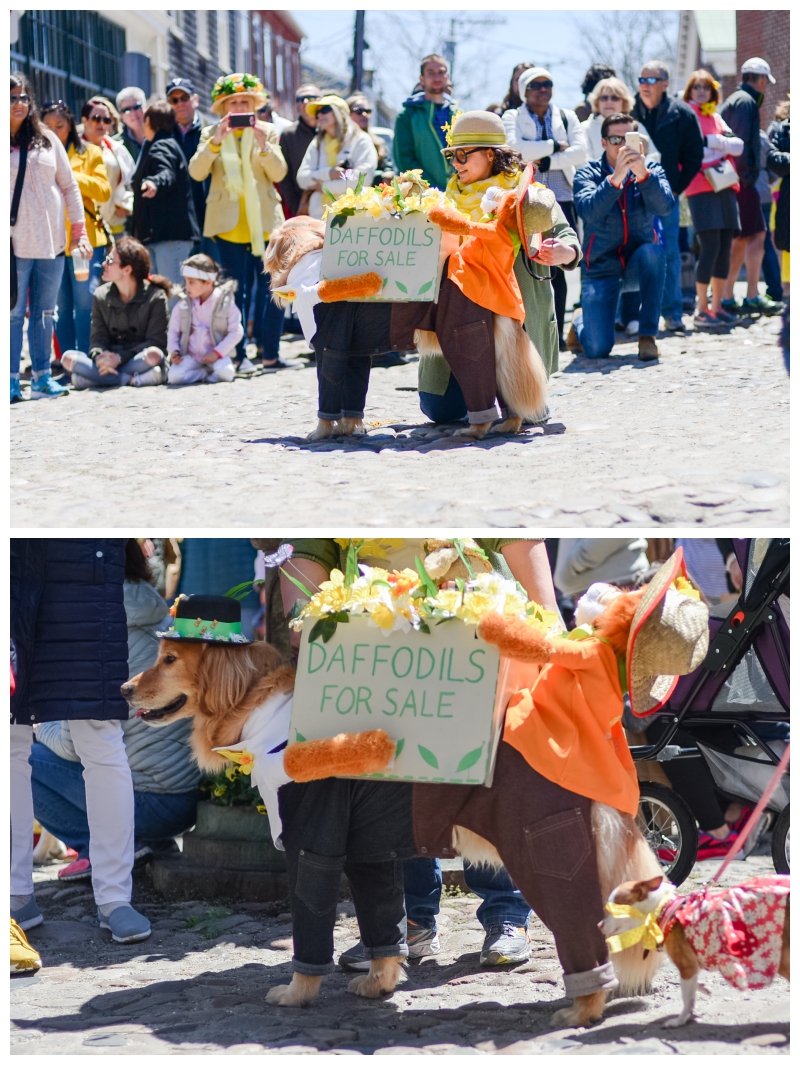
{"left": 629, "top": 538, "right": 789, "bottom": 885}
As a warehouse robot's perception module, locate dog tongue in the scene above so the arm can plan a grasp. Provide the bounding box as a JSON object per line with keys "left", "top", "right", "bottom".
{"left": 134, "top": 709, "right": 146, "bottom": 718}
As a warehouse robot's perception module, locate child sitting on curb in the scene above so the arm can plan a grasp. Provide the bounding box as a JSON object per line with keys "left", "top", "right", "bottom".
{"left": 167, "top": 255, "right": 244, "bottom": 385}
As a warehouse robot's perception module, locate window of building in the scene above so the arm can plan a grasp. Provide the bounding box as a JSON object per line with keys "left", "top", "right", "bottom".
{"left": 217, "top": 11, "right": 231, "bottom": 73}
{"left": 196, "top": 11, "right": 210, "bottom": 58}
{"left": 237, "top": 11, "right": 250, "bottom": 74}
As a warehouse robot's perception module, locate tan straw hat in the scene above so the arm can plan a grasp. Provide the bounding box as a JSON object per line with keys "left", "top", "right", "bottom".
{"left": 441, "top": 110, "right": 510, "bottom": 154}
{"left": 627, "top": 548, "right": 709, "bottom": 717}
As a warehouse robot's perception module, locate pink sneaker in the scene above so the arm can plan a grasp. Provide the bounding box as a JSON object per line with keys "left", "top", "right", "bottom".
{"left": 57, "top": 857, "right": 92, "bottom": 881}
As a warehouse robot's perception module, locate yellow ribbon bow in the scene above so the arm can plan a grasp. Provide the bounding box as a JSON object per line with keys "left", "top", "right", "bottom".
{"left": 215, "top": 748, "right": 255, "bottom": 775}
{"left": 604, "top": 900, "right": 667, "bottom": 954}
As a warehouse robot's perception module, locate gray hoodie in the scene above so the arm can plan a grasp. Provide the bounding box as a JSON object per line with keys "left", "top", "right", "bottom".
{"left": 35, "top": 580, "right": 201, "bottom": 794}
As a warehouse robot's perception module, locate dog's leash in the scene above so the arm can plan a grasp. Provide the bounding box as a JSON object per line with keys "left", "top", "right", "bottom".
{"left": 710, "top": 742, "right": 790, "bottom": 885}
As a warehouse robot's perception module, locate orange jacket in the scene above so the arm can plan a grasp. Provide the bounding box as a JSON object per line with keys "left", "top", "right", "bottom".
{"left": 502, "top": 636, "right": 639, "bottom": 816}
{"left": 446, "top": 219, "right": 525, "bottom": 322}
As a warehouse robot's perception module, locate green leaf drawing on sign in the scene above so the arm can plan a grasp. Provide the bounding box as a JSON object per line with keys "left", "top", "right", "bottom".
{"left": 418, "top": 745, "right": 439, "bottom": 769}
{"left": 395, "top": 280, "right": 408, "bottom": 294}
{"left": 417, "top": 280, "right": 433, "bottom": 295}
{"left": 456, "top": 744, "right": 484, "bottom": 773}
{"left": 381, "top": 277, "right": 388, "bottom": 289}
{"left": 295, "top": 731, "right": 306, "bottom": 742}
{"left": 394, "top": 738, "right": 404, "bottom": 758}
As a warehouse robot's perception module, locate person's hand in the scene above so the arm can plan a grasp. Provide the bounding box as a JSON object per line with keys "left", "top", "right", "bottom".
{"left": 141, "top": 179, "right": 157, "bottom": 199}
{"left": 628, "top": 151, "right": 648, "bottom": 181}
{"left": 170, "top": 352, "right": 183, "bottom": 365}
{"left": 201, "top": 350, "right": 222, "bottom": 365}
{"left": 329, "top": 166, "right": 347, "bottom": 180}
{"left": 211, "top": 115, "right": 231, "bottom": 145}
{"left": 611, "top": 146, "right": 637, "bottom": 186}
{"left": 253, "top": 125, "right": 269, "bottom": 152}
{"left": 533, "top": 238, "right": 578, "bottom": 267}
{"left": 96, "top": 350, "right": 121, "bottom": 375}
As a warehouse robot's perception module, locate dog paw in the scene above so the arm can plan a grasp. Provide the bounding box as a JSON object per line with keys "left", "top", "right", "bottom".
{"left": 454, "top": 422, "right": 491, "bottom": 439}
{"left": 550, "top": 1007, "right": 600, "bottom": 1029}
{"left": 348, "top": 973, "right": 387, "bottom": 999}
{"left": 266, "top": 984, "right": 293, "bottom": 1006}
{"left": 307, "top": 419, "right": 335, "bottom": 442}
{"left": 663, "top": 1014, "right": 693, "bottom": 1028}
{"left": 489, "top": 417, "right": 522, "bottom": 435}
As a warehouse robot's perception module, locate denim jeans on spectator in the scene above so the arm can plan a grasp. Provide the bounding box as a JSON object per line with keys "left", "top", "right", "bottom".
{"left": 403, "top": 856, "right": 531, "bottom": 931}
{"left": 11, "top": 255, "right": 66, "bottom": 377}
{"left": 147, "top": 240, "right": 194, "bottom": 291}
{"left": 659, "top": 200, "right": 682, "bottom": 321}
{"left": 214, "top": 238, "right": 283, "bottom": 362}
{"left": 63, "top": 348, "right": 163, "bottom": 387}
{"left": 419, "top": 372, "right": 468, "bottom": 423}
{"left": 55, "top": 246, "right": 105, "bottom": 355}
{"left": 576, "top": 242, "right": 666, "bottom": 358}
{"left": 29, "top": 742, "right": 199, "bottom": 860}
{"left": 761, "top": 204, "right": 783, "bottom": 301}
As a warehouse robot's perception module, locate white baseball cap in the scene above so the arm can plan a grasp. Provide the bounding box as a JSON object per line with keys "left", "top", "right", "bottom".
{"left": 741, "top": 57, "right": 776, "bottom": 84}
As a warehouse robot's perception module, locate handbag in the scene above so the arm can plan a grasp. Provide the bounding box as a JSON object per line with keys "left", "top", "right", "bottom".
{"left": 11, "top": 140, "right": 29, "bottom": 310}
{"left": 705, "top": 158, "right": 738, "bottom": 193}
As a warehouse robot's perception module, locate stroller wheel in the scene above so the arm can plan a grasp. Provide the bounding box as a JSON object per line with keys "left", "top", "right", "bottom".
{"left": 771, "top": 804, "right": 790, "bottom": 874}
{"left": 637, "top": 782, "right": 698, "bottom": 887}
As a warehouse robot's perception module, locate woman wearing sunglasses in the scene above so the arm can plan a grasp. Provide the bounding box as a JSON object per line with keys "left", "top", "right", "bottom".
{"left": 296, "top": 94, "right": 378, "bottom": 219}
{"left": 10, "top": 73, "right": 87, "bottom": 402}
{"left": 82, "top": 96, "right": 136, "bottom": 241}
{"left": 580, "top": 77, "right": 639, "bottom": 162}
{"left": 42, "top": 101, "right": 112, "bottom": 356}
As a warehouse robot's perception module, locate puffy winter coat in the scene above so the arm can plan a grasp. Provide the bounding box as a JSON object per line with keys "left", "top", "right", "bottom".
{"left": 296, "top": 125, "right": 378, "bottom": 219}
{"left": 573, "top": 156, "right": 675, "bottom": 279}
{"left": 132, "top": 130, "right": 200, "bottom": 245}
{"left": 89, "top": 279, "right": 169, "bottom": 366}
{"left": 502, "top": 103, "right": 588, "bottom": 188}
{"left": 632, "top": 93, "right": 704, "bottom": 195}
{"left": 10, "top": 539, "right": 129, "bottom": 725}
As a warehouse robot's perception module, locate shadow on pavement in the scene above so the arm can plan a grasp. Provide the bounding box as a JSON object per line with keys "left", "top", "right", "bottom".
{"left": 246, "top": 423, "right": 567, "bottom": 452}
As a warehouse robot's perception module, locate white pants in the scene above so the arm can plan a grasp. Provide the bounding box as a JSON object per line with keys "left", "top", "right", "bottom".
{"left": 168, "top": 355, "right": 235, "bottom": 385}
{"left": 10, "top": 719, "right": 135, "bottom": 906}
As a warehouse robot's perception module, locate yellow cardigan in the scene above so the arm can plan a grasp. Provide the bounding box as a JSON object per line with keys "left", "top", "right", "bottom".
{"left": 66, "top": 142, "right": 111, "bottom": 248}
{"left": 188, "top": 121, "right": 288, "bottom": 240}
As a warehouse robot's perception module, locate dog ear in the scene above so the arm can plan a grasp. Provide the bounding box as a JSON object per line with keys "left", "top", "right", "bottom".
{"left": 196, "top": 645, "right": 259, "bottom": 719}
{"left": 644, "top": 875, "right": 664, "bottom": 892}
{"left": 593, "top": 589, "right": 644, "bottom": 656}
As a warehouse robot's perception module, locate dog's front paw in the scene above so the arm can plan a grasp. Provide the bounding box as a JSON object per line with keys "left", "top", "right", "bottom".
{"left": 337, "top": 416, "right": 366, "bottom": 437}
{"left": 348, "top": 973, "right": 387, "bottom": 999}
{"left": 663, "top": 1013, "right": 694, "bottom": 1028}
{"left": 454, "top": 421, "right": 491, "bottom": 439}
{"left": 550, "top": 1006, "right": 601, "bottom": 1029}
{"left": 307, "top": 419, "right": 335, "bottom": 442}
{"left": 266, "top": 984, "right": 294, "bottom": 1006}
{"left": 489, "top": 417, "right": 523, "bottom": 435}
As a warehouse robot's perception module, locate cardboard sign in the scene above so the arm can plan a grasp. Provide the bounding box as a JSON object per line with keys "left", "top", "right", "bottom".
{"left": 290, "top": 617, "right": 520, "bottom": 785}
{"left": 321, "top": 212, "right": 442, "bottom": 302}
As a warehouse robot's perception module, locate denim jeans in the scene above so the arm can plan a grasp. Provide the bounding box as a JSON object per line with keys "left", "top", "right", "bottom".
{"left": 64, "top": 348, "right": 163, "bottom": 387}
{"left": 761, "top": 204, "right": 783, "bottom": 301}
{"left": 55, "top": 246, "right": 105, "bottom": 354}
{"left": 214, "top": 238, "right": 283, "bottom": 361}
{"left": 147, "top": 240, "right": 194, "bottom": 288}
{"left": 29, "top": 742, "right": 199, "bottom": 860}
{"left": 660, "top": 199, "right": 682, "bottom": 321}
{"left": 576, "top": 242, "right": 666, "bottom": 358}
{"left": 419, "top": 372, "right": 468, "bottom": 423}
{"left": 11, "top": 254, "right": 66, "bottom": 376}
{"left": 278, "top": 777, "right": 416, "bottom": 975}
{"left": 403, "top": 855, "right": 531, "bottom": 931}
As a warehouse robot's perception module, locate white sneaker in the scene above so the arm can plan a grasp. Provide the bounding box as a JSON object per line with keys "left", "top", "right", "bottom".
{"left": 237, "top": 357, "right": 259, "bottom": 374}
{"left": 131, "top": 366, "right": 164, "bottom": 387}
{"left": 625, "top": 319, "right": 640, "bottom": 336}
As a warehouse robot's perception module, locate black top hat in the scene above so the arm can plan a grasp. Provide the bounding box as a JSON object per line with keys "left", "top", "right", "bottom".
{"left": 157, "top": 594, "right": 252, "bottom": 643}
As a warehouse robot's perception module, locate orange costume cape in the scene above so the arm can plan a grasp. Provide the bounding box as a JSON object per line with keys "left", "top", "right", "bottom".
{"left": 502, "top": 635, "right": 640, "bottom": 817}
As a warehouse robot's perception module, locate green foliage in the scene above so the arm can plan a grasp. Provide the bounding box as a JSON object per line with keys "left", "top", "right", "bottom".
{"left": 199, "top": 765, "right": 262, "bottom": 809}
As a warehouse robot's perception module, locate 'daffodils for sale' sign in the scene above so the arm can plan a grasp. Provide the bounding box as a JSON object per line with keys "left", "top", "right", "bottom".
{"left": 290, "top": 617, "right": 518, "bottom": 785}
{"left": 320, "top": 213, "right": 442, "bottom": 302}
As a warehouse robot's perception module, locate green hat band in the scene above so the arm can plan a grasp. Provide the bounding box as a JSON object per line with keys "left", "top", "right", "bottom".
{"left": 450, "top": 131, "right": 507, "bottom": 146}
{"left": 172, "top": 616, "right": 242, "bottom": 639}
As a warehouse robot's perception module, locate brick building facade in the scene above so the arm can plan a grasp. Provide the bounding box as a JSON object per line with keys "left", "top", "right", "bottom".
{"left": 736, "top": 9, "right": 790, "bottom": 129}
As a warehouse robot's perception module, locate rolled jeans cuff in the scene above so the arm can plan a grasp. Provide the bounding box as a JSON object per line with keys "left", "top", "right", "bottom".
{"left": 292, "top": 958, "right": 336, "bottom": 977}
{"left": 468, "top": 405, "right": 499, "bottom": 425}
{"left": 563, "top": 962, "right": 619, "bottom": 998}
{"left": 364, "top": 943, "right": 409, "bottom": 960}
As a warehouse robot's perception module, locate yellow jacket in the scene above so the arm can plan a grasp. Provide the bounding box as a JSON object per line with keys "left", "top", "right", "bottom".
{"left": 188, "top": 121, "right": 287, "bottom": 239}
{"left": 67, "top": 143, "right": 111, "bottom": 248}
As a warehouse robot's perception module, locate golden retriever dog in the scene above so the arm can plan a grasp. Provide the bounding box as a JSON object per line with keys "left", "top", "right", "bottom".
{"left": 125, "top": 638, "right": 661, "bottom": 1025}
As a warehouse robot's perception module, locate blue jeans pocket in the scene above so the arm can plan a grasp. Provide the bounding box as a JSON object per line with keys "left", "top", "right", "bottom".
{"left": 296, "top": 850, "right": 346, "bottom": 916}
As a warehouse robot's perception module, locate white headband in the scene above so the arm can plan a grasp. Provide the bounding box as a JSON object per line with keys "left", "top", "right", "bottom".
{"left": 181, "top": 265, "right": 217, "bottom": 281}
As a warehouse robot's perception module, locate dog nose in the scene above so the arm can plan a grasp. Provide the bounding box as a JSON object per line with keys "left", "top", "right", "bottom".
{"left": 120, "top": 681, "right": 134, "bottom": 698}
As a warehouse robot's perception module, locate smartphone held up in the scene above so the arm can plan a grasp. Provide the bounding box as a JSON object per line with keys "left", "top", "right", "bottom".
{"left": 229, "top": 113, "right": 256, "bottom": 129}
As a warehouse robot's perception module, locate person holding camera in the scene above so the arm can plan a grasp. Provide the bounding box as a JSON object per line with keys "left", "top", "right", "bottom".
{"left": 571, "top": 114, "right": 674, "bottom": 361}
{"left": 189, "top": 73, "right": 287, "bottom": 372}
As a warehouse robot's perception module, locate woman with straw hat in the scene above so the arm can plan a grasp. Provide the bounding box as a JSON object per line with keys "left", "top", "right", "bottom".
{"left": 296, "top": 94, "right": 378, "bottom": 220}
{"left": 189, "top": 73, "right": 288, "bottom": 372}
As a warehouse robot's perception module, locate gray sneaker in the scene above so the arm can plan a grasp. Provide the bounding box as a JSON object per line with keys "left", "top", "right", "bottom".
{"left": 338, "top": 940, "right": 371, "bottom": 972}
{"left": 97, "top": 905, "right": 151, "bottom": 944}
{"left": 338, "top": 921, "right": 440, "bottom": 971}
{"left": 480, "top": 922, "right": 531, "bottom": 966}
{"left": 11, "top": 896, "right": 43, "bottom": 932}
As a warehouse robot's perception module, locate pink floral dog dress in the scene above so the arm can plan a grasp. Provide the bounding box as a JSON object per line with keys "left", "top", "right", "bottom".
{"left": 662, "top": 875, "right": 790, "bottom": 990}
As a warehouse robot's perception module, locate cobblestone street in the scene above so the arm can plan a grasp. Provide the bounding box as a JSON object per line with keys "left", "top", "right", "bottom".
{"left": 11, "top": 853, "right": 788, "bottom": 1056}
{"left": 11, "top": 315, "right": 788, "bottom": 528}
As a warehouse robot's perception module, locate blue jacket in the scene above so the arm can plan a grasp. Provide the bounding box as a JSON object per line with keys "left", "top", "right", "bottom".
{"left": 10, "top": 539, "right": 129, "bottom": 725}
{"left": 573, "top": 156, "right": 675, "bottom": 279}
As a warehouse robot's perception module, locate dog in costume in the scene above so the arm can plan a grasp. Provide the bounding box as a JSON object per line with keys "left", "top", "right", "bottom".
{"left": 127, "top": 551, "right": 707, "bottom": 1027}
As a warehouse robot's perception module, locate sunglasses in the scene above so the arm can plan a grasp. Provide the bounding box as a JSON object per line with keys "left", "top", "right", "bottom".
{"left": 638, "top": 76, "right": 665, "bottom": 85}
{"left": 604, "top": 134, "right": 629, "bottom": 146}
{"left": 443, "top": 146, "right": 487, "bottom": 165}
{"left": 597, "top": 94, "right": 621, "bottom": 102}
{"left": 10, "top": 93, "right": 31, "bottom": 105}
{"left": 316, "top": 105, "right": 333, "bottom": 115}
{"left": 351, "top": 106, "right": 371, "bottom": 116}
{"left": 168, "top": 93, "right": 191, "bottom": 104}
{"left": 103, "top": 254, "right": 116, "bottom": 265}
{"left": 119, "top": 103, "right": 143, "bottom": 114}
{"left": 528, "top": 80, "right": 553, "bottom": 90}
{"left": 89, "top": 114, "right": 114, "bottom": 124}
{"left": 296, "top": 95, "right": 318, "bottom": 103}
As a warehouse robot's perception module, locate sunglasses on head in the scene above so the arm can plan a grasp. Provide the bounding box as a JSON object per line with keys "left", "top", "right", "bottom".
{"left": 119, "top": 103, "right": 143, "bottom": 114}
{"left": 168, "top": 93, "right": 191, "bottom": 104}
{"left": 10, "top": 93, "right": 31, "bottom": 105}
{"left": 638, "top": 76, "right": 665, "bottom": 85}
{"left": 528, "top": 80, "right": 553, "bottom": 90}
{"left": 316, "top": 105, "right": 333, "bottom": 115}
{"left": 597, "top": 94, "right": 621, "bottom": 102}
{"left": 89, "top": 114, "right": 114, "bottom": 124}
{"left": 296, "top": 95, "right": 318, "bottom": 103}
{"left": 443, "top": 146, "right": 487, "bottom": 165}
{"left": 351, "top": 106, "right": 371, "bottom": 115}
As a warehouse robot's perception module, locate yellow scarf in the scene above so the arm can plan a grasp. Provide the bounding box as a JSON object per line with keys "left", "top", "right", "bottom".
{"left": 219, "top": 128, "right": 264, "bottom": 257}
{"left": 445, "top": 169, "right": 521, "bottom": 221}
